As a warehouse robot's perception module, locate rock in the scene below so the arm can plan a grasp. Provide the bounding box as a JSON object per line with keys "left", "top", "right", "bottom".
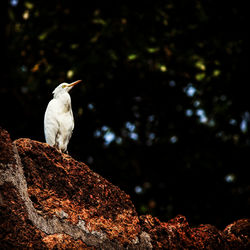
{"left": 0, "top": 126, "right": 249, "bottom": 249}
{"left": 224, "top": 219, "right": 250, "bottom": 249}
{"left": 140, "top": 215, "right": 250, "bottom": 249}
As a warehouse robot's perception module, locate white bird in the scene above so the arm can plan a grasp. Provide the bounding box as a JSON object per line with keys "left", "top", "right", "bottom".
{"left": 44, "top": 80, "right": 82, "bottom": 153}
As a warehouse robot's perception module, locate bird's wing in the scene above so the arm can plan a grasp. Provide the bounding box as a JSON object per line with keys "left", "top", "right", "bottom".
{"left": 44, "top": 99, "right": 60, "bottom": 146}
{"left": 69, "top": 109, "right": 74, "bottom": 137}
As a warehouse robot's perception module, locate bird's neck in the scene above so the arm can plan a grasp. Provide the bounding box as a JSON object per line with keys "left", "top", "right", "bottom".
{"left": 54, "top": 92, "right": 72, "bottom": 110}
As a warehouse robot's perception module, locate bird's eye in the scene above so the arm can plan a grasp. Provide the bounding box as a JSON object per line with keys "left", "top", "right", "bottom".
{"left": 62, "top": 85, "right": 66, "bottom": 88}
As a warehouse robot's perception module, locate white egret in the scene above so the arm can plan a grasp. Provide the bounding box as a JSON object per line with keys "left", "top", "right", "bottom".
{"left": 44, "top": 80, "right": 82, "bottom": 153}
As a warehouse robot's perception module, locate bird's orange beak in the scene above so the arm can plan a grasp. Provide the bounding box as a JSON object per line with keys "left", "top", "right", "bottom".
{"left": 69, "top": 80, "right": 82, "bottom": 87}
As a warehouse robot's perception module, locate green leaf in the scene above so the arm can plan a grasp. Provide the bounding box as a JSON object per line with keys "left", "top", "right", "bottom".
{"left": 128, "top": 54, "right": 138, "bottom": 61}
{"left": 195, "top": 72, "right": 206, "bottom": 81}
{"left": 147, "top": 47, "right": 160, "bottom": 53}
{"left": 213, "top": 69, "right": 221, "bottom": 77}
{"left": 195, "top": 60, "right": 206, "bottom": 71}
{"left": 24, "top": 1, "right": 34, "bottom": 9}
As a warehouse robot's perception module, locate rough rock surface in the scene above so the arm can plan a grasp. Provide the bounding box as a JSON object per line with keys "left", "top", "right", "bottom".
{"left": 0, "top": 127, "right": 249, "bottom": 249}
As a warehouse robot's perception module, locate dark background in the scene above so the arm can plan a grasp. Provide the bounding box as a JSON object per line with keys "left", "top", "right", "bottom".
{"left": 1, "top": 0, "right": 249, "bottom": 229}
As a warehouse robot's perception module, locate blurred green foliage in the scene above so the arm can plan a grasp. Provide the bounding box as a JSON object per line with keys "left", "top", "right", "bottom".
{"left": 1, "top": 0, "right": 248, "bottom": 228}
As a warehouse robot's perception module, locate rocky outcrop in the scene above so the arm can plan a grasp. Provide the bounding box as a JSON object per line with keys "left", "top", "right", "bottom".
{"left": 0, "top": 127, "right": 249, "bottom": 249}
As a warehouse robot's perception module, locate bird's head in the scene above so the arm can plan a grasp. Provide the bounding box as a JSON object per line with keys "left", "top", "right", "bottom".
{"left": 52, "top": 80, "right": 82, "bottom": 97}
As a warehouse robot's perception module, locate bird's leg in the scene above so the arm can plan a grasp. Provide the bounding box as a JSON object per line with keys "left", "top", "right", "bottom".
{"left": 54, "top": 146, "right": 62, "bottom": 153}
{"left": 53, "top": 143, "right": 62, "bottom": 153}
{"left": 63, "top": 148, "right": 69, "bottom": 154}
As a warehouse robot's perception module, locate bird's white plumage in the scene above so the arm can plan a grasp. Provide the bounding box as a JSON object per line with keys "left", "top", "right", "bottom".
{"left": 44, "top": 80, "right": 81, "bottom": 153}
